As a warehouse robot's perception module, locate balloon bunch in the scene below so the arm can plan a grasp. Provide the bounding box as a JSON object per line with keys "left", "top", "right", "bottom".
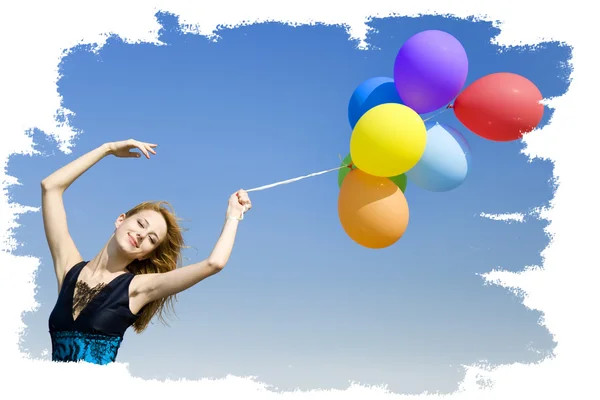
{"left": 337, "top": 30, "right": 544, "bottom": 250}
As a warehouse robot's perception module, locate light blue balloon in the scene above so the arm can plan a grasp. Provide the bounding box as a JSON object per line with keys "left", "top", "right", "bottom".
{"left": 405, "top": 121, "right": 471, "bottom": 192}
{"left": 347, "top": 77, "right": 403, "bottom": 129}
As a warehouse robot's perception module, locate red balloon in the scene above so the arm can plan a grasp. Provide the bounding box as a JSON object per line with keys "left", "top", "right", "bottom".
{"left": 453, "top": 72, "right": 544, "bottom": 142}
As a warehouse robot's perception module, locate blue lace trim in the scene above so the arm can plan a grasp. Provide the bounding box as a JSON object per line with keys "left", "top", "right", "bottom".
{"left": 50, "top": 331, "right": 123, "bottom": 365}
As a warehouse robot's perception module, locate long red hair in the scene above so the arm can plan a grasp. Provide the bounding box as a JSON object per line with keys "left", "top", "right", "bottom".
{"left": 124, "top": 201, "right": 185, "bottom": 333}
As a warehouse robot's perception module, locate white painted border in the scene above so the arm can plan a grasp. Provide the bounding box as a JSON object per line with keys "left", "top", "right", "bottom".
{"left": 1, "top": 1, "right": 590, "bottom": 398}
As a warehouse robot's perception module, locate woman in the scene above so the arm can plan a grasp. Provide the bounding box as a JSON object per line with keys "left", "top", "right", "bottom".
{"left": 42, "top": 138, "right": 251, "bottom": 365}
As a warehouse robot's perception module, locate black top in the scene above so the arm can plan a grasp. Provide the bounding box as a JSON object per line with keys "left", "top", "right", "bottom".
{"left": 48, "top": 261, "right": 140, "bottom": 364}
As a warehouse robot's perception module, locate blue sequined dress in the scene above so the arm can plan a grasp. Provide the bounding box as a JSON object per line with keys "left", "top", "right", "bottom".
{"left": 48, "top": 261, "right": 140, "bottom": 365}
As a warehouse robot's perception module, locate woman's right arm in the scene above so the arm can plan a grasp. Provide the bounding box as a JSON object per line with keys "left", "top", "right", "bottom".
{"left": 41, "top": 139, "right": 156, "bottom": 289}
{"left": 41, "top": 143, "right": 112, "bottom": 289}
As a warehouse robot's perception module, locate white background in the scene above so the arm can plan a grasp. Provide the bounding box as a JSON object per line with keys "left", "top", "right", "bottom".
{"left": 0, "top": 1, "right": 594, "bottom": 399}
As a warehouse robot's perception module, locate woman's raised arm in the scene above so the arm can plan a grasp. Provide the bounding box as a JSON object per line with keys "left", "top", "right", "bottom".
{"left": 41, "top": 139, "right": 156, "bottom": 290}
{"left": 129, "top": 190, "right": 252, "bottom": 310}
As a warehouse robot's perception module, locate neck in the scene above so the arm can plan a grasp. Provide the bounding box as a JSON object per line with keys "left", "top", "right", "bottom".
{"left": 88, "top": 238, "right": 133, "bottom": 276}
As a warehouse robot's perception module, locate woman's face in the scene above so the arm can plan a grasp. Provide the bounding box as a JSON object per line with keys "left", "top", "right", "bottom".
{"left": 114, "top": 209, "right": 168, "bottom": 260}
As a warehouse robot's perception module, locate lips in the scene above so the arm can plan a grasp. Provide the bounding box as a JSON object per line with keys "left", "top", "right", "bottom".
{"left": 128, "top": 234, "right": 138, "bottom": 248}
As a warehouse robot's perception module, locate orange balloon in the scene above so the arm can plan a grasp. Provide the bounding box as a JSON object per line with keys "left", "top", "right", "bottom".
{"left": 338, "top": 169, "right": 409, "bottom": 249}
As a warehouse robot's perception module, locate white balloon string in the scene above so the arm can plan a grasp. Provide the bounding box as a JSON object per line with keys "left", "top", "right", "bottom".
{"left": 244, "top": 104, "right": 452, "bottom": 196}
{"left": 245, "top": 165, "right": 349, "bottom": 193}
{"left": 423, "top": 104, "right": 452, "bottom": 122}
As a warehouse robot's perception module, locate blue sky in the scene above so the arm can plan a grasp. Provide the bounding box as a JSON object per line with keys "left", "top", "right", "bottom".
{"left": 10, "top": 12, "right": 571, "bottom": 394}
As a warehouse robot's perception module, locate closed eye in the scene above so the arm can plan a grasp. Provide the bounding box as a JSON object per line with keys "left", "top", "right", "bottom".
{"left": 137, "top": 218, "right": 157, "bottom": 245}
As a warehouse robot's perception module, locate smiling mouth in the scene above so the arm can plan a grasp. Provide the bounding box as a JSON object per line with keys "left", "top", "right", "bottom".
{"left": 128, "top": 234, "right": 138, "bottom": 248}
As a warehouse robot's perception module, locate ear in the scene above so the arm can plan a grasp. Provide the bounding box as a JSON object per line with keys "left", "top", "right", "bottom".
{"left": 114, "top": 213, "right": 127, "bottom": 229}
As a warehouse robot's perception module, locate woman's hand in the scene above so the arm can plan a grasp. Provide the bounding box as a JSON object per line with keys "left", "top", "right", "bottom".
{"left": 107, "top": 139, "right": 157, "bottom": 159}
{"left": 227, "top": 190, "right": 252, "bottom": 220}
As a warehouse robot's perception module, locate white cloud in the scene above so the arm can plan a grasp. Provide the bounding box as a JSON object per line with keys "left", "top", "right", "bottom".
{"left": 479, "top": 213, "right": 525, "bottom": 223}
{"left": 0, "top": 0, "right": 591, "bottom": 399}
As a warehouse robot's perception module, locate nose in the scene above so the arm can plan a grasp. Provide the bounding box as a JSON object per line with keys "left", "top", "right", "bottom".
{"left": 136, "top": 232, "right": 147, "bottom": 242}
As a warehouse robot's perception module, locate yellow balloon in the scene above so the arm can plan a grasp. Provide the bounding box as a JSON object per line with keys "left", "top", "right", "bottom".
{"left": 350, "top": 103, "right": 427, "bottom": 177}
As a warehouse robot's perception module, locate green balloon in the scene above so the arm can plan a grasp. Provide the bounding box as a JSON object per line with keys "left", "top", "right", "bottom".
{"left": 337, "top": 153, "right": 356, "bottom": 187}
{"left": 389, "top": 173, "right": 408, "bottom": 192}
{"left": 337, "top": 153, "right": 407, "bottom": 192}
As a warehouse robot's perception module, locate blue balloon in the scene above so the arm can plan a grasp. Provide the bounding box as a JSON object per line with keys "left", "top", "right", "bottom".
{"left": 405, "top": 122, "right": 471, "bottom": 192}
{"left": 347, "top": 77, "right": 404, "bottom": 129}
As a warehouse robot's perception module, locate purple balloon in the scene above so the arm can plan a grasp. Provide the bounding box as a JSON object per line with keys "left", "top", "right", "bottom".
{"left": 393, "top": 30, "right": 468, "bottom": 114}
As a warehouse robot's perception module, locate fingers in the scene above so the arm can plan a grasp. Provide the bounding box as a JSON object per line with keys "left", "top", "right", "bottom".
{"left": 236, "top": 189, "right": 252, "bottom": 211}
{"left": 131, "top": 140, "right": 157, "bottom": 159}
{"left": 137, "top": 142, "right": 151, "bottom": 158}
{"left": 144, "top": 144, "right": 157, "bottom": 156}
{"left": 133, "top": 147, "right": 149, "bottom": 159}
{"left": 113, "top": 139, "right": 158, "bottom": 159}
{"left": 144, "top": 142, "right": 158, "bottom": 154}
{"left": 126, "top": 139, "right": 157, "bottom": 149}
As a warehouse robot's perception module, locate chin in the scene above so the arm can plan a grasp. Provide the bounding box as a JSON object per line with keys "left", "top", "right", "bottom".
{"left": 115, "top": 234, "right": 136, "bottom": 255}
